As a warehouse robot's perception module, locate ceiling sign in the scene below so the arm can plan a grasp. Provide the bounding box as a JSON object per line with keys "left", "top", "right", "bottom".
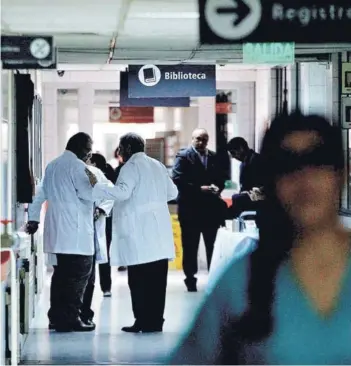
{"left": 342, "top": 63, "right": 351, "bottom": 95}
{"left": 128, "top": 64, "right": 216, "bottom": 98}
{"left": 120, "top": 71, "right": 190, "bottom": 107}
{"left": 109, "top": 106, "right": 154, "bottom": 123}
{"left": 1, "top": 35, "right": 55, "bottom": 69}
{"left": 198, "top": 0, "right": 351, "bottom": 44}
{"left": 243, "top": 42, "right": 295, "bottom": 64}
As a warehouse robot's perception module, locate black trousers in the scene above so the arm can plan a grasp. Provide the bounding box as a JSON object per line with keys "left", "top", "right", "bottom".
{"left": 99, "top": 239, "right": 111, "bottom": 292}
{"left": 128, "top": 259, "right": 168, "bottom": 329}
{"left": 81, "top": 255, "right": 96, "bottom": 322}
{"left": 180, "top": 222, "right": 218, "bottom": 281}
{"left": 47, "top": 254, "right": 93, "bottom": 325}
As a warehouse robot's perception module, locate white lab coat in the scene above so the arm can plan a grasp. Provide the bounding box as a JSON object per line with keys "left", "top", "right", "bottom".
{"left": 28, "top": 154, "right": 115, "bottom": 265}
{"left": 92, "top": 152, "right": 178, "bottom": 266}
{"left": 88, "top": 165, "right": 114, "bottom": 264}
{"left": 28, "top": 151, "right": 96, "bottom": 257}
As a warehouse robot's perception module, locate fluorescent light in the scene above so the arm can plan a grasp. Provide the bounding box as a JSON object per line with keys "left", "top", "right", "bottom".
{"left": 131, "top": 12, "right": 199, "bottom": 19}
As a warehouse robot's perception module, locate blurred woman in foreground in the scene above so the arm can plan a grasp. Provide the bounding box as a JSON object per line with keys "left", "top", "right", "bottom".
{"left": 169, "top": 112, "right": 351, "bottom": 365}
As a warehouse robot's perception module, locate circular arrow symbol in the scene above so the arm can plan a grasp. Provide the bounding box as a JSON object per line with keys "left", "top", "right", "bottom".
{"left": 29, "top": 38, "right": 51, "bottom": 60}
{"left": 205, "top": 0, "right": 262, "bottom": 40}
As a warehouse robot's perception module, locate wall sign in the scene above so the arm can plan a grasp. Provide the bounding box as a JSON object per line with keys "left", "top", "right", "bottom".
{"left": 199, "top": 0, "right": 351, "bottom": 44}
{"left": 243, "top": 42, "right": 295, "bottom": 64}
{"left": 128, "top": 64, "right": 216, "bottom": 98}
{"left": 341, "top": 97, "right": 351, "bottom": 129}
{"left": 216, "top": 102, "right": 233, "bottom": 114}
{"left": 109, "top": 106, "right": 154, "bottom": 123}
{"left": 1, "top": 35, "right": 55, "bottom": 69}
{"left": 342, "top": 63, "right": 351, "bottom": 95}
{"left": 120, "top": 71, "right": 190, "bottom": 107}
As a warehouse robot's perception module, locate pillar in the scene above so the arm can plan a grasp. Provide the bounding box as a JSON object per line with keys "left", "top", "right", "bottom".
{"left": 178, "top": 107, "right": 199, "bottom": 148}
{"left": 42, "top": 85, "right": 58, "bottom": 167}
{"left": 197, "top": 97, "right": 216, "bottom": 151}
{"left": 78, "top": 85, "right": 94, "bottom": 138}
{"left": 56, "top": 98, "right": 67, "bottom": 154}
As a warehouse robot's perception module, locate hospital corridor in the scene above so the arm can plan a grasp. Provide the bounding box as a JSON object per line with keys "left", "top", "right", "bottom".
{"left": 2, "top": 0, "right": 351, "bottom": 365}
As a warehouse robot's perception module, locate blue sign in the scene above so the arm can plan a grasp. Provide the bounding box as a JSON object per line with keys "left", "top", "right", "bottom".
{"left": 120, "top": 72, "right": 190, "bottom": 107}
{"left": 128, "top": 64, "right": 216, "bottom": 98}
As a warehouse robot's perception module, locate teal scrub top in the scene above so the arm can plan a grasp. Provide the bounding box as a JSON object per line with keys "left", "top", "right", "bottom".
{"left": 169, "top": 255, "right": 351, "bottom": 365}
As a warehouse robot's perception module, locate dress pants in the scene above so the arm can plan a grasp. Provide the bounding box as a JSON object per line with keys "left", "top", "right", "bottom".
{"left": 128, "top": 259, "right": 168, "bottom": 329}
{"left": 99, "top": 239, "right": 111, "bottom": 292}
{"left": 180, "top": 222, "right": 218, "bottom": 283}
{"left": 47, "top": 254, "right": 94, "bottom": 325}
{"left": 80, "top": 254, "right": 96, "bottom": 322}
{"left": 48, "top": 265, "right": 60, "bottom": 324}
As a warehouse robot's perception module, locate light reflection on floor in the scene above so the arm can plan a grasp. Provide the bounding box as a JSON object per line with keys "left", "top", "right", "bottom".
{"left": 21, "top": 268, "right": 209, "bottom": 365}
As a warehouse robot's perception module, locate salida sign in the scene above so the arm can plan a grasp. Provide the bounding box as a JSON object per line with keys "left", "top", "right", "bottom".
{"left": 199, "top": 0, "right": 351, "bottom": 44}
{"left": 128, "top": 64, "right": 216, "bottom": 98}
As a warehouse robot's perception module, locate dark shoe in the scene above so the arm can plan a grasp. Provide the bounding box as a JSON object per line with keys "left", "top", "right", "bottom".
{"left": 103, "top": 291, "right": 112, "bottom": 297}
{"left": 82, "top": 319, "right": 96, "bottom": 329}
{"left": 142, "top": 326, "right": 163, "bottom": 333}
{"left": 56, "top": 319, "right": 95, "bottom": 333}
{"left": 48, "top": 322, "right": 56, "bottom": 330}
{"left": 118, "top": 266, "right": 127, "bottom": 271}
{"left": 185, "top": 278, "right": 197, "bottom": 292}
{"left": 121, "top": 322, "right": 141, "bottom": 333}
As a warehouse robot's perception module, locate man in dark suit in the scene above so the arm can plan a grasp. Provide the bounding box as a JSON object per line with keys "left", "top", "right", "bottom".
{"left": 227, "top": 137, "right": 264, "bottom": 218}
{"left": 172, "top": 128, "right": 226, "bottom": 292}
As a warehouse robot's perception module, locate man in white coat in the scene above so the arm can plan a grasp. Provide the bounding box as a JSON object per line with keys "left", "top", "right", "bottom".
{"left": 26, "top": 132, "right": 99, "bottom": 332}
{"left": 86, "top": 133, "right": 178, "bottom": 333}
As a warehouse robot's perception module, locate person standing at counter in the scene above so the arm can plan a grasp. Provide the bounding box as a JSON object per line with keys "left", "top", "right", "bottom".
{"left": 86, "top": 133, "right": 178, "bottom": 333}
{"left": 172, "top": 128, "right": 226, "bottom": 292}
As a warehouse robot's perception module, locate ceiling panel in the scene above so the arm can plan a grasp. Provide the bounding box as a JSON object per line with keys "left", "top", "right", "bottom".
{"left": 1, "top": 0, "right": 122, "bottom": 34}
{"left": 1, "top": 0, "right": 351, "bottom": 65}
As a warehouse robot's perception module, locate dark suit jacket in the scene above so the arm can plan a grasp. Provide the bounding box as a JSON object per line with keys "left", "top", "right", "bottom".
{"left": 240, "top": 150, "right": 264, "bottom": 193}
{"left": 172, "top": 147, "right": 226, "bottom": 226}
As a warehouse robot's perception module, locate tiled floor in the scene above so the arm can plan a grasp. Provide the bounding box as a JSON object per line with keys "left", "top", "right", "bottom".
{"left": 20, "top": 269, "right": 209, "bottom": 365}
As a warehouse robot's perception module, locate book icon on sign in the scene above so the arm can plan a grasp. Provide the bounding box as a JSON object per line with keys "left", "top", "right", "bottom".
{"left": 143, "top": 67, "right": 156, "bottom": 84}
{"left": 138, "top": 65, "right": 161, "bottom": 87}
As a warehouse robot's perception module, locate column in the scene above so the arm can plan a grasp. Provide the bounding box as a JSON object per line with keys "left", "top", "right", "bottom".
{"left": 178, "top": 107, "right": 199, "bottom": 148}
{"left": 42, "top": 85, "right": 58, "bottom": 167}
{"left": 163, "top": 108, "right": 175, "bottom": 131}
{"left": 255, "top": 69, "right": 271, "bottom": 151}
{"left": 56, "top": 99, "right": 67, "bottom": 154}
{"left": 78, "top": 85, "right": 94, "bottom": 138}
{"left": 198, "top": 97, "right": 216, "bottom": 151}
{"left": 236, "top": 83, "right": 255, "bottom": 149}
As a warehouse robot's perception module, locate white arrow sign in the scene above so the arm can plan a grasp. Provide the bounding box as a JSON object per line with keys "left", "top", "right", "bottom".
{"left": 204, "top": 0, "right": 262, "bottom": 40}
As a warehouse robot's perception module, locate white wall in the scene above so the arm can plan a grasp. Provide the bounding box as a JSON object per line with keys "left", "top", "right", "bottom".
{"left": 40, "top": 67, "right": 274, "bottom": 165}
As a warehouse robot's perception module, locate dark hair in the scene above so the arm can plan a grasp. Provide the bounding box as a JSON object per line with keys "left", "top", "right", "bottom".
{"left": 90, "top": 153, "right": 116, "bottom": 183}
{"left": 120, "top": 133, "right": 145, "bottom": 154}
{"left": 66, "top": 132, "right": 92, "bottom": 153}
{"left": 227, "top": 137, "right": 248, "bottom": 152}
{"left": 90, "top": 153, "right": 107, "bottom": 171}
{"left": 223, "top": 112, "right": 344, "bottom": 352}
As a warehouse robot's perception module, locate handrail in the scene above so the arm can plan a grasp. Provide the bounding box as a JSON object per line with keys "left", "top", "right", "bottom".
{"left": 1, "top": 248, "right": 18, "bottom": 366}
